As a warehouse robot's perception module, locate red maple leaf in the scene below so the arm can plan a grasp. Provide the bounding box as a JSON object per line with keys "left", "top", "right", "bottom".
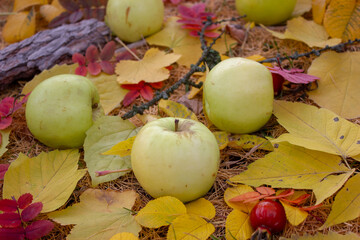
{"left": 121, "top": 81, "right": 164, "bottom": 107}
{"left": 268, "top": 66, "right": 319, "bottom": 95}
{"left": 72, "top": 41, "right": 117, "bottom": 76}
{"left": 177, "top": 3, "right": 220, "bottom": 38}
{"left": 0, "top": 94, "right": 29, "bottom": 130}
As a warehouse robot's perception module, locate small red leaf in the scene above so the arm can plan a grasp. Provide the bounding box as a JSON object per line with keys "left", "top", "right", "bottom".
{"left": 100, "top": 61, "right": 115, "bottom": 75}
{"left": 86, "top": 45, "right": 99, "bottom": 63}
{"left": 0, "top": 199, "right": 18, "bottom": 212}
{"left": 268, "top": 66, "right": 319, "bottom": 84}
{"left": 0, "top": 227, "right": 25, "bottom": 240}
{"left": 122, "top": 90, "right": 140, "bottom": 107}
{"left": 25, "top": 220, "right": 54, "bottom": 240}
{"left": 121, "top": 82, "right": 144, "bottom": 91}
{"left": 0, "top": 212, "right": 21, "bottom": 228}
{"left": 100, "top": 41, "right": 116, "bottom": 61}
{"left": 21, "top": 202, "right": 43, "bottom": 222}
{"left": 0, "top": 116, "right": 12, "bottom": 129}
{"left": 149, "top": 81, "right": 164, "bottom": 89}
{"left": 0, "top": 164, "right": 9, "bottom": 180}
{"left": 116, "top": 49, "right": 138, "bottom": 61}
{"left": 18, "top": 193, "right": 33, "bottom": 210}
{"left": 140, "top": 84, "right": 154, "bottom": 101}
{"left": 87, "top": 62, "right": 102, "bottom": 76}
{"left": 75, "top": 66, "right": 88, "bottom": 76}
{"left": 72, "top": 53, "right": 86, "bottom": 66}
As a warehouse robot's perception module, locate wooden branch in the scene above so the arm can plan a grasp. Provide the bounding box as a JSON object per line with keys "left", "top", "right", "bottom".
{"left": 0, "top": 19, "right": 111, "bottom": 90}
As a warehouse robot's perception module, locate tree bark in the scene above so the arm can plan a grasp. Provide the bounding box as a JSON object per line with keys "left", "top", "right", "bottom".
{"left": 0, "top": 19, "right": 111, "bottom": 90}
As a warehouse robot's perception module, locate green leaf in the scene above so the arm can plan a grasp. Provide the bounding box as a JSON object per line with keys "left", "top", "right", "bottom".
{"left": 84, "top": 116, "right": 138, "bottom": 186}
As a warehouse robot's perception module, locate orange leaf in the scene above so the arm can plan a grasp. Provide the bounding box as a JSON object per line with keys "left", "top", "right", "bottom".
{"left": 229, "top": 191, "right": 262, "bottom": 203}
{"left": 312, "top": 0, "right": 329, "bottom": 24}
{"left": 300, "top": 203, "right": 323, "bottom": 212}
{"left": 282, "top": 193, "right": 310, "bottom": 205}
{"left": 3, "top": 9, "right": 36, "bottom": 43}
{"left": 255, "top": 187, "right": 275, "bottom": 196}
{"left": 265, "top": 189, "right": 295, "bottom": 200}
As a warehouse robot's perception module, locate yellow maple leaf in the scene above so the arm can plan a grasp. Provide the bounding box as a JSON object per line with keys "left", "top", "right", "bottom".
{"left": 280, "top": 200, "right": 308, "bottom": 226}
{"left": 102, "top": 136, "right": 136, "bottom": 157}
{"left": 135, "top": 196, "right": 187, "bottom": 228}
{"left": 312, "top": 0, "right": 331, "bottom": 24}
{"left": 292, "top": 0, "right": 312, "bottom": 17}
{"left": 307, "top": 51, "right": 360, "bottom": 119}
{"left": 13, "top": 0, "right": 48, "bottom": 12}
{"left": 230, "top": 142, "right": 355, "bottom": 205}
{"left": 3, "top": 9, "right": 36, "bottom": 43}
{"left": 228, "top": 134, "right": 274, "bottom": 151}
{"left": 167, "top": 214, "right": 215, "bottom": 240}
{"left": 282, "top": 231, "right": 360, "bottom": 240}
{"left": 273, "top": 100, "right": 360, "bottom": 158}
{"left": 40, "top": 0, "right": 65, "bottom": 22}
{"left": 48, "top": 189, "right": 141, "bottom": 240}
{"left": 320, "top": 174, "right": 360, "bottom": 229}
{"left": 159, "top": 99, "right": 198, "bottom": 121}
{"left": 323, "top": 0, "right": 360, "bottom": 41}
{"left": 146, "top": 17, "right": 236, "bottom": 67}
{"left": 110, "top": 232, "right": 139, "bottom": 240}
{"left": 116, "top": 48, "right": 181, "bottom": 84}
{"left": 185, "top": 198, "right": 216, "bottom": 220}
{"left": 225, "top": 209, "right": 253, "bottom": 240}
{"left": 213, "top": 131, "right": 229, "bottom": 150}
{"left": 224, "top": 185, "right": 258, "bottom": 214}
{"left": 3, "top": 149, "right": 87, "bottom": 212}
{"left": 262, "top": 16, "right": 341, "bottom": 48}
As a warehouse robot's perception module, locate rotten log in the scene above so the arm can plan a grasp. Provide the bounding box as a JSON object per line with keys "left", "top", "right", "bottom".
{"left": 0, "top": 18, "right": 111, "bottom": 90}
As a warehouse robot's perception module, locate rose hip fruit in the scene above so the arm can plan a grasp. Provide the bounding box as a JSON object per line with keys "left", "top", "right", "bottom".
{"left": 250, "top": 200, "right": 286, "bottom": 239}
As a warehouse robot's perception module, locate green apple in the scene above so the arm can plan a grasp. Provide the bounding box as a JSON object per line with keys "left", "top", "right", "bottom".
{"left": 131, "top": 117, "right": 220, "bottom": 202}
{"left": 203, "top": 57, "right": 273, "bottom": 134}
{"left": 105, "top": 0, "right": 164, "bottom": 43}
{"left": 235, "top": 0, "right": 297, "bottom": 25}
{"left": 25, "top": 74, "right": 101, "bottom": 149}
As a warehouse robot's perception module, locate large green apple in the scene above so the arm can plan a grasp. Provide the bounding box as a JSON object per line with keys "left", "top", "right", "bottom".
{"left": 131, "top": 117, "right": 220, "bottom": 202}
{"left": 25, "top": 74, "right": 101, "bottom": 149}
{"left": 235, "top": 0, "right": 297, "bottom": 25}
{"left": 105, "top": 0, "right": 164, "bottom": 43}
{"left": 203, "top": 57, "right": 273, "bottom": 134}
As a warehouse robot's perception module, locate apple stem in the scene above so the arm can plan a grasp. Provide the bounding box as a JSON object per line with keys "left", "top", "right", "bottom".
{"left": 174, "top": 119, "right": 179, "bottom": 132}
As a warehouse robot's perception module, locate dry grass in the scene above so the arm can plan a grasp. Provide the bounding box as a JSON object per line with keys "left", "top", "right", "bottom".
{"left": 1, "top": 0, "right": 360, "bottom": 239}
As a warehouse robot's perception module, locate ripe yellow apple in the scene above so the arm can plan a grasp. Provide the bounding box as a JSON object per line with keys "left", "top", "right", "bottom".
{"left": 105, "top": 0, "right": 164, "bottom": 42}
{"left": 131, "top": 117, "right": 220, "bottom": 202}
{"left": 203, "top": 57, "right": 274, "bottom": 134}
{"left": 25, "top": 74, "right": 101, "bottom": 149}
{"left": 235, "top": 0, "right": 297, "bottom": 25}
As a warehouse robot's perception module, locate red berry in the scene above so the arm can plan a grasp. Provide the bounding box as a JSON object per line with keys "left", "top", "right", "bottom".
{"left": 250, "top": 200, "right": 286, "bottom": 234}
